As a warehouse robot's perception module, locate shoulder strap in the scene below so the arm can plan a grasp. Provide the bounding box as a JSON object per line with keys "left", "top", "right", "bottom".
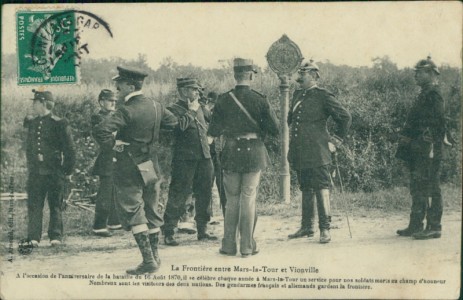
{"left": 229, "top": 92, "right": 259, "bottom": 128}
{"left": 150, "top": 100, "right": 162, "bottom": 144}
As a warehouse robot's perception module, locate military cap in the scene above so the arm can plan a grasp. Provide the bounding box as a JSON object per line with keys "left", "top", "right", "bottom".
{"left": 414, "top": 56, "right": 440, "bottom": 75}
{"left": 299, "top": 59, "right": 320, "bottom": 73}
{"left": 31, "top": 89, "right": 54, "bottom": 102}
{"left": 233, "top": 58, "right": 257, "bottom": 73}
{"left": 98, "top": 89, "right": 117, "bottom": 101}
{"left": 112, "top": 66, "right": 148, "bottom": 82}
{"left": 177, "top": 77, "right": 203, "bottom": 89}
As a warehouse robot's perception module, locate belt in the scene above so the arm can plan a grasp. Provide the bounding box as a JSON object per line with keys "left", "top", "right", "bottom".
{"left": 227, "top": 133, "right": 259, "bottom": 140}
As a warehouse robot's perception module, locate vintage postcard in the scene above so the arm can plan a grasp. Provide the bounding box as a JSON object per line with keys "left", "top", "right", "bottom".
{"left": 1, "top": 2, "right": 461, "bottom": 300}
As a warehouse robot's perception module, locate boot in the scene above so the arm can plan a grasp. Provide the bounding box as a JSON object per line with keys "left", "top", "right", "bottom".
{"left": 197, "top": 224, "right": 218, "bottom": 241}
{"left": 316, "top": 189, "right": 332, "bottom": 244}
{"left": 412, "top": 228, "right": 441, "bottom": 240}
{"left": 397, "top": 211, "right": 424, "bottom": 237}
{"left": 148, "top": 232, "right": 161, "bottom": 266}
{"left": 288, "top": 190, "right": 315, "bottom": 239}
{"left": 164, "top": 235, "right": 179, "bottom": 246}
{"left": 320, "top": 229, "right": 331, "bottom": 244}
{"left": 126, "top": 231, "right": 158, "bottom": 275}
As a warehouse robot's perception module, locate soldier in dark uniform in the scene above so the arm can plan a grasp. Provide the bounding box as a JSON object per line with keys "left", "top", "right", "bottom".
{"left": 162, "top": 78, "right": 217, "bottom": 246}
{"left": 91, "top": 89, "right": 121, "bottom": 237}
{"left": 396, "top": 57, "right": 446, "bottom": 240}
{"left": 24, "top": 90, "right": 76, "bottom": 247}
{"left": 208, "top": 58, "right": 279, "bottom": 257}
{"left": 94, "top": 67, "right": 178, "bottom": 274}
{"left": 287, "top": 59, "right": 351, "bottom": 244}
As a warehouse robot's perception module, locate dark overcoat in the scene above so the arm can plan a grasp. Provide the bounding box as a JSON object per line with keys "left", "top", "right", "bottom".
{"left": 287, "top": 86, "right": 351, "bottom": 170}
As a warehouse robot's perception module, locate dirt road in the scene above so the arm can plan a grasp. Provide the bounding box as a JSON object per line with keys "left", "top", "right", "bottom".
{"left": 1, "top": 212, "right": 461, "bottom": 300}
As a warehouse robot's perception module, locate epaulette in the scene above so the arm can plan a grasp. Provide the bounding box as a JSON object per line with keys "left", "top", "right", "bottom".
{"left": 314, "top": 87, "right": 335, "bottom": 97}
{"left": 251, "top": 89, "right": 266, "bottom": 98}
{"left": 51, "top": 115, "right": 62, "bottom": 122}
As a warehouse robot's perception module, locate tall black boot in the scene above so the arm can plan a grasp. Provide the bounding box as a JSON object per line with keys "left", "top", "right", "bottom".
{"left": 397, "top": 195, "right": 426, "bottom": 236}
{"left": 127, "top": 231, "right": 158, "bottom": 275}
{"left": 197, "top": 223, "right": 218, "bottom": 241}
{"left": 288, "top": 190, "right": 315, "bottom": 239}
{"left": 148, "top": 232, "right": 161, "bottom": 266}
{"left": 316, "top": 189, "right": 331, "bottom": 244}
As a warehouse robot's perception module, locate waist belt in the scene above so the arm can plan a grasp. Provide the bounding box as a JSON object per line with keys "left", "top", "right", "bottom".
{"left": 227, "top": 133, "right": 259, "bottom": 140}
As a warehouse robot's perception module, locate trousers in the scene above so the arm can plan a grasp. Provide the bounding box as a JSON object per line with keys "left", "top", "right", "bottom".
{"left": 93, "top": 175, "right": 119, "bottom": 230}
{"left": 27, "top": 173, "right": 64, "bottom": 242}
{"left": 221, "top": 170, "right": 260, "bottom": 255}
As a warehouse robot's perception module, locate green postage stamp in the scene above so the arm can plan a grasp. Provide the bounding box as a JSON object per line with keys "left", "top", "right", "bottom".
{"left": 16, "top": 10, "right": 112, "bottom": 85}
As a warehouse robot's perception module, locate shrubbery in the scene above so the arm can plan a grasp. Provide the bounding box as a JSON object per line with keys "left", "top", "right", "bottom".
{"left": 1, "top": 55, "right": 461, "bottom": 201}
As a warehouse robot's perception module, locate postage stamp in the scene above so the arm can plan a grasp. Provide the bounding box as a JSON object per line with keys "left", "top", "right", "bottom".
{"left": 16, "top": 10, "right": 112, "bottom": 85}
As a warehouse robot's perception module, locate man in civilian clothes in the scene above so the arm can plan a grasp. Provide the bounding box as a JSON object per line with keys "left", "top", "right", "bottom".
{"left": 208, "top": 58, "right": 279, "bottom": 257}
{"left": 396, "top": 57, "right": 447, "bottom": 240}
{"left": 94, "top": 67, "right": 178, "bottom": 274}
{"left": 162, "top": 78, "right": 217, "bottom": 246}
{"left": 91, "top": 89, "right": 121, "bottom": 237}
{"left": 287, "top": 59, "right": 351, "bottom": 244}
{"left": 24, "top": 90, "right": 76, "bottom": 247}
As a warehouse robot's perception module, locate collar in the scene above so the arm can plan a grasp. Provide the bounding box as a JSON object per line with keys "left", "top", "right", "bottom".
{"left": 39, "top": 112, "right": 52, "bottom": 119}
{"left": 125, "top": 90, "right": 143, "bottom": 102}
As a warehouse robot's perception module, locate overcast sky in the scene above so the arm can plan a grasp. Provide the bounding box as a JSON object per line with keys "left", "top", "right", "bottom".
{"left": 2, "top": 2, "right": 462, "bottom": 70}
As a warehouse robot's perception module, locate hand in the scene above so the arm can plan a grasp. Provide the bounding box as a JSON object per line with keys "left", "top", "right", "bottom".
{"left": 329, "top": 135, "right": 343, "bottom": 153}
{"left": 188, "top": 99, "right": 201, "bottom": 111}
{"left": 65, "top": 175, "right": 73, "bottom": 182}
{"left": 328, "top": 142, "right": 337, "bottom": 153}
{"left": 113, "top": 140, "right": 130, "bottom": 152}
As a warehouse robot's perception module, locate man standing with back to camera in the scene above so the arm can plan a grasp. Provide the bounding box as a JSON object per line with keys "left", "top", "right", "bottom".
{"left": 209, "top": 58, "right": 279, "bottom": 257}
{"left": 396, "top": 57, "right": 447, "bottom": 240}
{"left": 94, "top": 67, "right": 178, "bottom": 275}
{"left": 287, "top": 59, "right": 351, "bottom": 244}
{"left": 24, "top": 90, "right": 76, "bottom": 248}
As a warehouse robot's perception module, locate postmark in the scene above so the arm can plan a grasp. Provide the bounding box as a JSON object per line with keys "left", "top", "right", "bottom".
{"left": 16, "top": 10, "right": 112, "bottom": 85}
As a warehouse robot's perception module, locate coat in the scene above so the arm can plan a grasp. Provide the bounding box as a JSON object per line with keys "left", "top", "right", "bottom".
{"left": 287, "top": 86, "right": 351, "bottom": 170}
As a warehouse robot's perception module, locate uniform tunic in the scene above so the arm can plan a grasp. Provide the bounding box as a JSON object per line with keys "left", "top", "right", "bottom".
{"left": 94, "top": 94, "right": 178, "bottom": 230}
{"left": 162, "top": 101, "right": 214, "bottom": 235}
{"left": 24, "top": 113, "right": 76, "bottom": 242}
{"left": 208, "top": 85, "right": 279, "bottom": 172}
{"left": 287, "top": 86, "right": 351, "bottom": 170}
{"left": 400, "top": 84, "right": 446, "bottom": 230}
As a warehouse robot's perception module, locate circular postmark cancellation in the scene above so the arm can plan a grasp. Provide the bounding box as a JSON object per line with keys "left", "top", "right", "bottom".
{"left": 18, "top": 239, "right": 34, "bottom": 255}
{"left": 266, "top": 34, "right": 303, "bottom": 75}
{"left": 17, "top": 10, "right": 112, "bottom": 85}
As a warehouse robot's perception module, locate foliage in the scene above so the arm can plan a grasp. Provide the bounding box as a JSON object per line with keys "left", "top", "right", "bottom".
{"left": 1, "top": 55, "right": 461, "bottom": 197}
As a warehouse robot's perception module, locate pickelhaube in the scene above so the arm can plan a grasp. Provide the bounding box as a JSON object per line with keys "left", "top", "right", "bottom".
{"left": 31, "top": 89, "right": 54, "bottom": 102}
{"left": 414, "top": 56, "right": 440, "bottom": 75}
{"left": 299, "top": 59, "right": 319, "bottom": 72}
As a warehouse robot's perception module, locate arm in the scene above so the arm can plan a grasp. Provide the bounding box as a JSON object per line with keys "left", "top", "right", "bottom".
{"left": 94, "top": 109, "right": 129, "bottom": 151}
{"left": 207, "top": 99, "right": 224, "bottom": 137}
{"left": 61, "top": 119, "right": 76, "bottom": 175}
{"left": 160, "top": 104, "right": 179, "bottom": 130}
{"left": 260, "top": 98, "right": 279, "bottom": 137}
{"left": 168, "top": 104, "right": 197, "bottom": 132}
{"left": 324, "top": 94, "right": 352, "bottom": 141}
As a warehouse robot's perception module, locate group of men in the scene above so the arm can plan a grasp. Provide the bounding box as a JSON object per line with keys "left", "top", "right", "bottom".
{"left": 23, "top": 56, "right": 447, "bottom": 275}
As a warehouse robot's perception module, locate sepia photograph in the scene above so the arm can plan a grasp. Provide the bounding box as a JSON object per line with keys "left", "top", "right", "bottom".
{"left": 1, "top": 2, "right": 461, "bottom": 299}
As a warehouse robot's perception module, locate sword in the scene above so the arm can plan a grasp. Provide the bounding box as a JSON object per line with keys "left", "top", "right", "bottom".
{"left": 333, "top": 152, "right": 352, "bottom": 238}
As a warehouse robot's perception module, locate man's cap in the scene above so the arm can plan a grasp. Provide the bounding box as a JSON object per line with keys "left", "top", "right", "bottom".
{"left": 177, "top": 77, "right": 203, "bottom": 90}
{"left": 233, "top": 58, "right": 258, "bottom": 73}
{"left": 414, "top": 56, "right": 440, "bottom": 75}
{"left": 112, "top": 66, "right": 148, "bottom": 82}
{"left": 31, "top": 89, "right": 53, "bottom": 102}
{"left": 298, "top": 59, "right": 320, "bottom": 73}
{"left": 98, "top": 89, "right": 117, "bottom": 101}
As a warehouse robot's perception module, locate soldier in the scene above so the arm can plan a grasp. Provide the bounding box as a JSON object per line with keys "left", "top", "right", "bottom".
{"left": 396, "top": 57, "right": 446, "bottom": 240}
{"left": 94, "top": 67, "right": 178, "bottom": 274}
{"left": 208, "top": 58, "right": 279, "bottom": 257}
{"left": 207, "top": 91, "right": 227, "bottom": 216}
{"left": 91, "top": 90, "right": 121, "bottom": 237}
{"left": 24, "top": 90, "right": 76, "bottom": 247}
{"left": 287, "top": 59, "right": 351, "bottom": 244}
{"left": 162, "top": 78, "right": 217, "bottom": 246}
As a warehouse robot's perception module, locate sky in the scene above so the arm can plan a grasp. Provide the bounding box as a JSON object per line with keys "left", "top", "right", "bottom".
{"left": 2, "top": 2, "right": 462, "bottom": 70}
